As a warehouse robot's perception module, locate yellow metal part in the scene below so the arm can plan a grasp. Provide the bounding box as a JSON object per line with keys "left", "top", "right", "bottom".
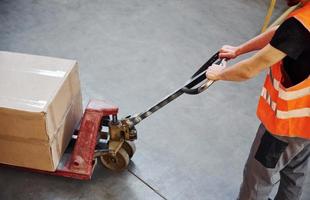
{"left": 109, "top": 140, "right": 124, "bottom": 156}
{"left": 109, "top": 122, "right": 125, "bottom": 141}
{"left": 261, "top": 0, "right": 300, "bottom": 33}
{"left": 109, "top": 120, "right": 136, "bottom": 141}
{"left": 261, "top": 0, "right": 277, "bottom": 33}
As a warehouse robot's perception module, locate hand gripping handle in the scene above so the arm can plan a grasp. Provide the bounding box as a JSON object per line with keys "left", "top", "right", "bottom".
{"left": 181, "top": 52, "right": 225, "bottom": 95}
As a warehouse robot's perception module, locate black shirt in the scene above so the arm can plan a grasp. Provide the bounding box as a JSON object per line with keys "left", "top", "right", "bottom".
{"left": 270, "top": 17, "right": 310, "bottom": 87}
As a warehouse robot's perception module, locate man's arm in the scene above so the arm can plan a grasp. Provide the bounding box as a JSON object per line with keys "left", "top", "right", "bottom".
{"left": 207, "top": 44, "right": 286, "bottom": 81}
{"left": 219, "top": 26, "right": 278, "bottom": 59}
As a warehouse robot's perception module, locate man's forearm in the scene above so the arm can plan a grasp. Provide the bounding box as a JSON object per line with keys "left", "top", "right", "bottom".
{"left": 217, "top": 44, "right": 286, "bottom": 82}
{"left": 236, "top": 26, "right": 278, "bottom": 56}
{"left": 218, "top": 59, "right": 255, "bottom": 81}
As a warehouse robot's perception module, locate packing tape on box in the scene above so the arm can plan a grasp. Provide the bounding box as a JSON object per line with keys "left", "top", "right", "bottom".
{"left": 0, "top": 134, "right": 47, "bottom": 145}
{"left": 2, "top": 68, "right": 67, "bottom": 78}
{"left": 0, "top": 96, "right": 47, "bottom": 109}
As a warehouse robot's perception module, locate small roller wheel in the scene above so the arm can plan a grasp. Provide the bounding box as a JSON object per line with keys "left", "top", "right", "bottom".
{"left": 122, "top": 141, "right": 136, "bottom": 158}
{"left": 100, "top": 148, "right": 129, "bottom": 171}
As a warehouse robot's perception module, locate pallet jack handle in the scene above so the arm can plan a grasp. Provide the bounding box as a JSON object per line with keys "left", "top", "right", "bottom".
{"left": 181, "top": 52, "right": 225, "bottom": 95}
{"left": 125, "top": 51, "right": 226, "bottom": 127}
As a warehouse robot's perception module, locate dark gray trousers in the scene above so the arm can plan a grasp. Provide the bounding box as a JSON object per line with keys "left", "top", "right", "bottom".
{"left": 238, "top": 124, "right": 310, "bottom": 200}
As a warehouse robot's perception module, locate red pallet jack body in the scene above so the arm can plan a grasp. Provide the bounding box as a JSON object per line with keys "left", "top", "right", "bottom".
{"left": 50, "top": 99, "right": 119, "bottom": 180}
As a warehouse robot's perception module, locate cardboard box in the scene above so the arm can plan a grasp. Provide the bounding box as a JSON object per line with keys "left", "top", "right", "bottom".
{"left": 0, "top": 51, "right": 83, "bottom": 171}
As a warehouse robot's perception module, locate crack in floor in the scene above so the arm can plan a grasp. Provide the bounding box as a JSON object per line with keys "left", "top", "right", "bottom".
{"left": 127, "top": 169, "right": 168, "bottom": 200}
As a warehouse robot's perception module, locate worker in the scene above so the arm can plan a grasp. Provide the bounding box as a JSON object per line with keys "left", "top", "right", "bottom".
{"left": 206, "top": 0, "right": 310, "bottom": 199}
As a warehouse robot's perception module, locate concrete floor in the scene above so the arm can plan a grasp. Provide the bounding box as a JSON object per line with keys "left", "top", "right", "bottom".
{"left": 0, "top": 0, "right": 309, "bottom": 199}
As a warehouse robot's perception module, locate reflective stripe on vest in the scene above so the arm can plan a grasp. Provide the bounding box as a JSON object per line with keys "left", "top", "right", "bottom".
{"left": 260, "top": 87, "right": 310, "bottom": 119}
{"left": 256, "top": 2, "right": 310, "bottom": 139}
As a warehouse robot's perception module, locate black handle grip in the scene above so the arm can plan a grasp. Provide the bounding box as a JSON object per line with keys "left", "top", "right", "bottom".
{"left": 181, "top": 52, "right": 223, "bottom": 95}
{"left": 181, "top": 80, "right": 215, "bottom": 95}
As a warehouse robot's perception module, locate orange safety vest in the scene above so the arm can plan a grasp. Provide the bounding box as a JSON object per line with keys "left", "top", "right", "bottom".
{"left": 257, "top": 2, "right": 310, "bottom": 139}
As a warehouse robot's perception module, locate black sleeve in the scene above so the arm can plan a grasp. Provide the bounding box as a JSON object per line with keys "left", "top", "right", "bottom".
{"left": 270, "top": 17, "right": 309, "bottom": 60}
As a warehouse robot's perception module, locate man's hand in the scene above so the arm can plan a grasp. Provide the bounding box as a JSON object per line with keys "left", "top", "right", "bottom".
{"left": 219, "top": 45, "right": 240, "bottom": 60}
{"left": 206, "top": 60, "right": 227, "bottom": 81}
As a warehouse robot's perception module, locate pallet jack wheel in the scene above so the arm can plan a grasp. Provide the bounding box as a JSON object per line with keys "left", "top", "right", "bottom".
{"left": 122, "top": 141, "right": 136, "bottom": 158}
{"left": 100, "top": 148, "right": 129, "bottom": 171}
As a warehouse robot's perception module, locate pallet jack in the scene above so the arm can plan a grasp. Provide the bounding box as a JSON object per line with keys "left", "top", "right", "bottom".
{"left": 5, "top": 52, "right": 225, "bottom": 180}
